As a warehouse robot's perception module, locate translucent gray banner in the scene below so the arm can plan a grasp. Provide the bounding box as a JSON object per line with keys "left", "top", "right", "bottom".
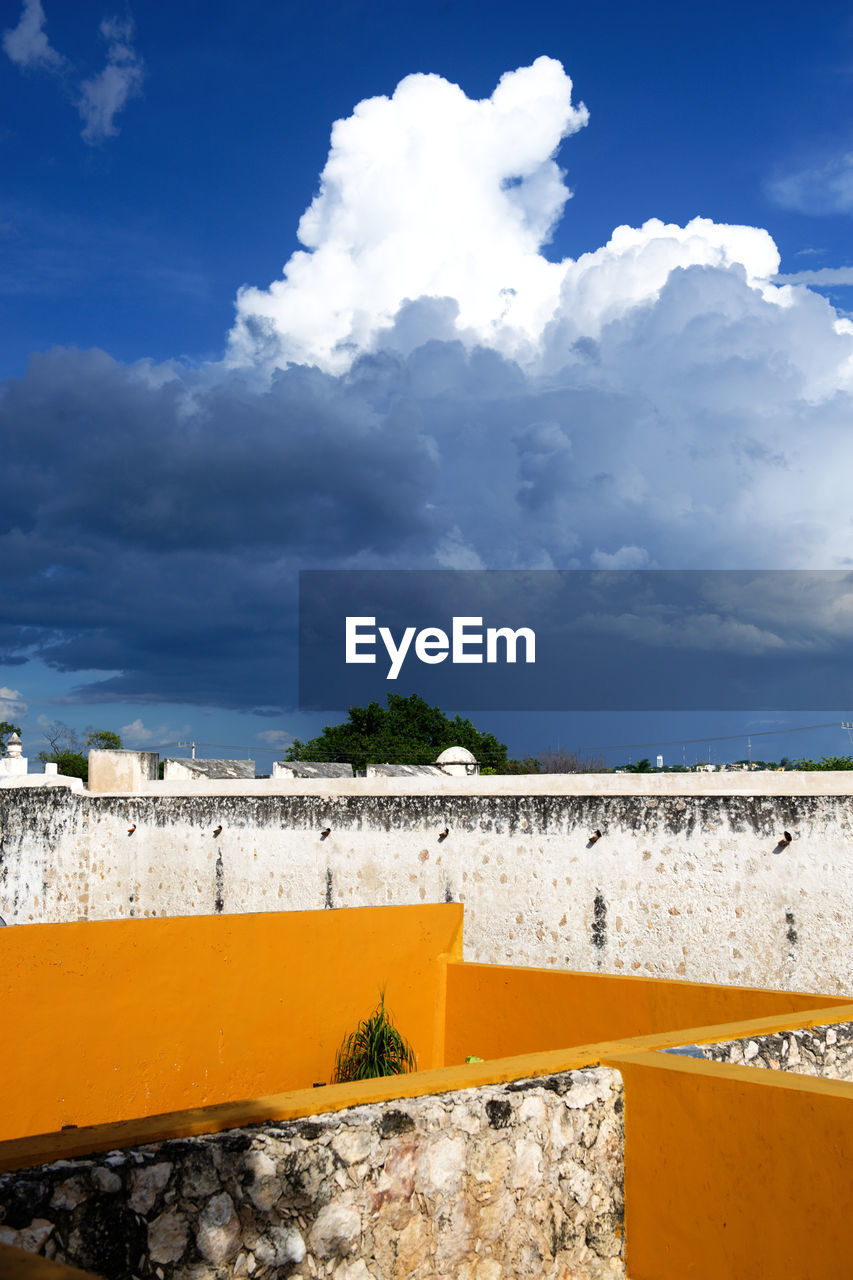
{"left": 298, "top": 570, "right": 853, "bottom": 711}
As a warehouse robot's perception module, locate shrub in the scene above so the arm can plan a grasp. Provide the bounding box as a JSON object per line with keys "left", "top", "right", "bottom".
{"left": 332, "top": 992, "right": 417, "bottom": 1083}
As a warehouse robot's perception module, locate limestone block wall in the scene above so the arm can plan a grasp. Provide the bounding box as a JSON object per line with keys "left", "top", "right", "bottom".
{"left": 2, "top": 782, "right": 853, "bottom": 993}
{"left": 0, "top": 1068, "right": 625, "bottom": 1280}
{"left": 691, "top": 1020, "right": 853, "bottom": 1079}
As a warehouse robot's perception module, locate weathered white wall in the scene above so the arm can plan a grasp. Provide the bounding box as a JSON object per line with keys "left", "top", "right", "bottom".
{"left": 2, "top": 776, "right": 853, "bottom": 995}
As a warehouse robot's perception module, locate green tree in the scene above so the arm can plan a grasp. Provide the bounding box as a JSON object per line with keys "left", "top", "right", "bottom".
{"left": 286, "top": 693, "right": 510, "bottom": 773}
{"left": 793, "top": 754, "right": 853, "bottom": 771}
{"left": 46, "top": 751, "right": 90, "bottom": 782}
{"left": 38, "top": 722, "right": 122, "bottom": 784}
{"left": 85, "top": 728, "right": 123, "bottom": 751}
{"left": 0, "top": 721, "right": 22, "bottom": 757}
{"left": 623, "top": 757, "right": 652, "bottom": 773}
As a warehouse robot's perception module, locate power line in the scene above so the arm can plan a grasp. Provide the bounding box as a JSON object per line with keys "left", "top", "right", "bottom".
{"left": 577, "top": 720, "right": 845, "bottom": 754}
{"left": 139, "top": 720, "right": 851, "bottom": 762}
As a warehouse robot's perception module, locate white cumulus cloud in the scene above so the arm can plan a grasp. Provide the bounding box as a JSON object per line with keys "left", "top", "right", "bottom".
{"left": 539, "top": 216, "right": 780, "bottom": 367}
{"left": 119, "top": 717, "right": 186, "bottom": 747}
{"left": 256, "top": 729, "right": 293, "bottom": 749}
{"left": 228, "top": 56, "right": 589, "bottom": 374}
{"left": 0, "top": 687, "right": 28, "bottom": 719}
{"left": 228, "top": 59, "right": 790, "bottom": 384}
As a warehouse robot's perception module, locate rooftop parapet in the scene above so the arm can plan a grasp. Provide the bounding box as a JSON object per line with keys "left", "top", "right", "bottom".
{"left": 87, "top": 749, "right": 159, "bottom": 793}
{"left": 163, "top": 758, "right": 255, "bottom": 781}
{"left": 272, "top": 761, "right": 354, "bottom": 779}
{"left": 365, "top": 763, "right": 446, "bottom": 777}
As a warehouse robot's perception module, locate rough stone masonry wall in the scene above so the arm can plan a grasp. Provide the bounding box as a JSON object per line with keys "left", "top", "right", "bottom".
{"left": 691, "top": 1020, "right": 853, "bottom": 1079}
{"left": 0, "top": 1068, "right": 624, "bottom": 1280}
{"left": 3, "top": 786, "right": 853, "bottom": 993}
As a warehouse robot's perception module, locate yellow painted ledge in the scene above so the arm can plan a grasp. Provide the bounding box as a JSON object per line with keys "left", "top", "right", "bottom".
{"left": 0, "top": 1243, "right": 95, "bottom": 1279}
{"left": 4, "top": 1000, "right": 853, "bottom": 1175}
{"left": 607, "top": 1044, "right": 853, "bottom": 1098}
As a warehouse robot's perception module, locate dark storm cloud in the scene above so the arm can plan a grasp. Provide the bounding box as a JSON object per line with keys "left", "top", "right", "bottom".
{"left": 5, "top": 246, "right": 853, "bottom": 714}
{"left": 0, "top": 346, "right": 443, "bottom": 708}
{"left": 0, "top": 347, "right": 438, "bottom": 554}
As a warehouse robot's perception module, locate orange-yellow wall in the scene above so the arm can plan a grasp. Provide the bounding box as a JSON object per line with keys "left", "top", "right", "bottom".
{"left": 0, "top": 904, "right": 462, "bottom": 1142}
{"left": 616, "top": 1052, "right": 853, "bottom": 1279}
{"left": 443, "top": 960, "right": 842, "bottom": 1063}
{"left": 0, "top": 1243, "right": 94, "bottom": 1279}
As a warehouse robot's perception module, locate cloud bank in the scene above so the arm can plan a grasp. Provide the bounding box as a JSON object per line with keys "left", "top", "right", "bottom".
{"left": 5, "top": 57, "right": 853, "bottom": 711}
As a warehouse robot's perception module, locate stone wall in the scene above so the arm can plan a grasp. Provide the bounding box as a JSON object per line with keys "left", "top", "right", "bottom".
{"left": 3, "top": 783, "right": 853, "bottom": 993}
{"left": 0, "top": 1068, "right": 624, "bottom": 1280}
{"left": 688, "top": 1020, "right": 853, "bottom": 1079}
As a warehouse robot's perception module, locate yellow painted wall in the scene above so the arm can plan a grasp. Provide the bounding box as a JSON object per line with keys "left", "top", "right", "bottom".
{"left": 0, "top": 1243, "right": 94, "bottom": 1279}
{"left": 0, "top": 904, "right": 462, "bottom": 1142}
{"left": 615, "top": 1051, "right": 853, "bottom": 1279}
{"left": 443, "top": 960, "right": 842, "bottom": 1063}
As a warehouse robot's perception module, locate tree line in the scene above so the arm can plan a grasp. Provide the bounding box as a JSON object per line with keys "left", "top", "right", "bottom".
{"left": 0, "top": 721, "right": 121, "bottom": 784}
{"left": 3, "top": 702, "right": 852, "bottom": 778}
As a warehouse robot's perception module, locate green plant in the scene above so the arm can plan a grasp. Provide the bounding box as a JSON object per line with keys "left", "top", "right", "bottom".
{"left": 332, "top": 992, "right": 417, "bottom": 1083}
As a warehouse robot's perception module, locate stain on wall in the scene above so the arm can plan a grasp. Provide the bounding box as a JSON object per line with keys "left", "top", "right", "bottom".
{"left": 785, "top": 910, "right": 798, "bottom": 949}
{"left": 591, "top": 893, "right": 607, "bottom": 952}
{"left": 214, "top": 851, "right": 224, "bottom": 915}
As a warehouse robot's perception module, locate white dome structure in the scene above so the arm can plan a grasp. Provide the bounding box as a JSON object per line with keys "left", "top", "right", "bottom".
{"left": 435, "top": 745, "right": 479, "bottom": 777}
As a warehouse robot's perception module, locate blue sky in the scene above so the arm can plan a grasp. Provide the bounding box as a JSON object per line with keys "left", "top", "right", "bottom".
{"left": 3, "top": 0, "right": 853, "bottom": 768}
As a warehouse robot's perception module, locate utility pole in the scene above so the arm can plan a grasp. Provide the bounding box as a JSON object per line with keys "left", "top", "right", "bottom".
{"left": 177, "top": 740, "right": 196, "bottom": 759}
